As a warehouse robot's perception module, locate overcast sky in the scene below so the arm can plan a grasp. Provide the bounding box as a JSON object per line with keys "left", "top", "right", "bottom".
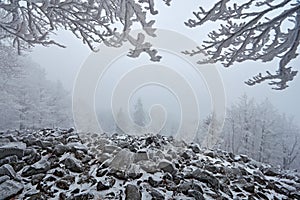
{"left": 29, "top": 0, "right": 300, "bottom": 126}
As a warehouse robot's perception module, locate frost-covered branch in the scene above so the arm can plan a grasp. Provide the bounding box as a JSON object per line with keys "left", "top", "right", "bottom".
{"left": 184, "top": 0, "right": 300, "bottom": 90}
{"left": 0, "top": 0, "right": 171, "bottom": 60}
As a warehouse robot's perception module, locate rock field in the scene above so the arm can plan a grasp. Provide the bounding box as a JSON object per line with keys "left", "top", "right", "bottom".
{"left": 0, "top": 128, "right": 299, "bottom": 200}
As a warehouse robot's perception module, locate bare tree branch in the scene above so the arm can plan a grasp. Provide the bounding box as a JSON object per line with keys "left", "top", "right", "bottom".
{"left": 184, "top": 0, "right": 300, "bottom": 90}
{"left": 0, "top": 0, "right": 171, "bottom": 60}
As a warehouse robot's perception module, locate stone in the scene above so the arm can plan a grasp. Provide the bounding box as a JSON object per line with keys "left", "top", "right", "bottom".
{"left": 240, "top": 154, "right": 250, "bottom": 163}
{"left": 53, "top": 144, "right": 70, "bottom": 156}
{"left": 158, "top": 159, "right": 176, "bottom": 174}
{"left": 35, "top": 140, "right": 53, "bottom": 149}
{"left": 31, "top": 174, "right": 46, "bottom": 185}
{"left": 0, "top": 175, "right": 9, "bottom": 184}
{"left": 181, "top": 151, "right": 192, "bottom": 160}
{"left": 0, "top": 155, "right": 18, "bottom": 166}
{"left": 68, "top": 142, "right": 88, "bottom": 154}
{"left": 187, "top": 190, "right": 205, "bottom": 200}
{"left": 62, "top": 175, "right": 75, "bottom": 184}
{"left": 191, "top": 169, "right": 220, "bottom": 190}
{"left": 203, "top": 150, "right": 216, "bottom": 158}
{"left": 56, "top": 180, "right": 69, "bottom": 190}
{"left": 163, "top": 173, "right": 173, "bottom": 180}
{"left": 23, "top": 148, "right": 41, "bottom": 165}
{"left": 53, "top": 169, "right": 64, "bottom": 177}
{"left": 77, "top": 175, "right": 97, "bottom": 185}
{"left": 64, "top": 157, "right": 83, "bottom": 173}
{"left": 254, "top": 175, "right": 266, "bottom": 185}
{"left": 71, "top": 188, "right": 80, "bottom": 194}
{"left": 125, "top": 184, "right": 142, "bottom": 200}
{"left": 256, "top": 191, "right": 269, "bottom": 200}
{"left": 145, "top": 136, "right": 155, "bottom": 146}
{"left": 134, "top": 151, "right": 149, "bottom": 163}
{"left": 10, "top": 161, "right": 26, "bottom": 172}
{"left": 148, "top": 177, "right": 160, "bottom": 187}
{"left": 177, "top": 182, "right": 193, "bottom": 193}
{"left": 139, "top": 160, "right": 157, "bottom": 174}
{"left": 190, "top": 144, "right": 201, "bottom": 153}
{"left": 290, "top": 191, "right": 300, "bottom": 199}
{"left": 0, "top": 180, "right": 23, "bottom": 199}
{"left": 172, "top": 174, "right": 182, "bottom": 185}
{"left": 243, "top": 183, "right": 255, "bottom": 193}
{"left": 0, "top": 164, "right": 17, "bottom": 180}
{"left": 97, "top": 153, "right": 111, "bottom": 163}
{"left": 204, "top": 164, "right": 219, "bottom": 173}
{"left": 127, "top": 164, "right": 143, "bottom": 179}
{"left": 67, "top": 128, "right": 75, "bottom": 133}
{"left": 263, "top": 167, "right": 279, "bottom": 176}
{"left": 96, "top": 181, "right": 110, "bottom": 191}
{"left": 71, "top": 193, "right": 94, "bottom": 200}
{"left": 96, "top": 169, "right": 108, "bottom": 177}
{"left": 149, "top": 188, "right": 164, "bottom": 200}
{"left": 110, "top": 149, "right": 133, "bottom": 172}
{"left": 103, "top": 145, "right": 121, "bottom": 154}
{"left": 0, "top": 138, "right": 11, "bottom": 146}
{"left": 22, "top": 159, "right": 50, "bottom": 177}
{"left": 0, "top": 142, "right": 26, "bottom": 159}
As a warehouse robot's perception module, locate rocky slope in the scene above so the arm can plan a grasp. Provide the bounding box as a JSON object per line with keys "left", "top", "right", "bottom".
{"left": 0, "top": 128, "right": 299, "bottom": 200}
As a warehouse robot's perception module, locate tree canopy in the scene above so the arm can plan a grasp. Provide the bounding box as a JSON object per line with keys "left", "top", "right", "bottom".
{"left": 0, "top": 0, "right": 170, "bottom": 60}
{"left": 184, "top": 0, "right": 300, "bottom": 90}
{"left": 1, "top": 0, "right": 299, "bottom": 89}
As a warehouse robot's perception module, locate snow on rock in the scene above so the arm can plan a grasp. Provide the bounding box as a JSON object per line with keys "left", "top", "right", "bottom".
{"left": 0, "top": 142, "right": 26, "bottom": 159}
{"left": 0, "top": 129, "right": 299, "bottom": 199}
{"left": 0, "top": 179, "right": 23, "bottom": 199}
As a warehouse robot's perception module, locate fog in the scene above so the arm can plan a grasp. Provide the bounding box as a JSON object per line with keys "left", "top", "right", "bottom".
{"left": 1, "top": 0, "right": 300, "bottom": 187}
{"left": 29, "top": 0, "right": 300, "bottom": 126}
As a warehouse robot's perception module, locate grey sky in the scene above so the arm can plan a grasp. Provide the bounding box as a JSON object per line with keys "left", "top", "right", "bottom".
{"left": 29, "top": 0, "right": 300, "bottom": 126}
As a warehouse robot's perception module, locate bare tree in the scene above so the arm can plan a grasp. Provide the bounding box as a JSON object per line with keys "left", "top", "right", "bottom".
{"left": 184, "top": 0, "right": 300, "bottom": 90}
{"left": 0, "top": 44, "right": 21, "bottom": 89}
{"left": 280, "top": 116, "right": 300, "bottom": 169}
{"left": 0, "top": 0, "right": 170, "bottom": 60}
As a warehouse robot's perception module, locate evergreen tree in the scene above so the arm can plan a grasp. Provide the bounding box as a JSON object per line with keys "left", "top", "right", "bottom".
{"left": 133, "top": 98, "right": 146, "bottom": 127}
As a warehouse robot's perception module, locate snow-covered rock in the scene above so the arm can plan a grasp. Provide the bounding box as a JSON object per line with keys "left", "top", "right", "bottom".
{"left": 0, "top": 129, "right": 299, "bottom": 199}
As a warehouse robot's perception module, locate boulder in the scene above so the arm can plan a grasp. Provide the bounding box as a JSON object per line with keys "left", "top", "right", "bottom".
{"left": 21, "top": 159, "right": 50, "bottom": 177}
{"left": 134, "top": 150, "right": 149, "bottom": 163}
{"left": 0, "top": 180, "right": 23, "bottom": 199}
{"left": 0, "top": 175, "right": 9, "bottom": 184}
{"left": 0, "top": 164, "right": 18, "bottom": 180}
{"left": 64, "top": 157, "right": 83, "bottom": 173}
{"left": 158, "top": 159, "right": 176, "bottom": 174}
{"left": 149, "top": 188, "right": 164, "bottom": 200}
{"left": 0, "top": 142, "right": 26, "bottom": 159}
{"left": 56, "top": 179, "right": 69, "bottom": 190}
{"left": 110, "top": 149, "right": 134, "bottom": 172}
{"left": 53, "top": 144, "right": 70, "bottom": 156}
{"left": 125, "top": 184, "right": 142, "bottom": 200}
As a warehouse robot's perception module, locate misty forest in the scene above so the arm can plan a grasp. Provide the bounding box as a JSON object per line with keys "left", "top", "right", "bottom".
{"left": 0, "top": 0, "right": 300, "bottom": 199}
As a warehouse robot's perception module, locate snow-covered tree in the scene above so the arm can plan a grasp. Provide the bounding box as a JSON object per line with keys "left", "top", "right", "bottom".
{"left": 199, "top": 112, "right": 222, "bottom": 149}
{"left": 254, "top": 99, "right": 282, "bottom": 164}
{"left": 217, "top": 95, "right": 300, "bottom": 170}
{"left": 132, "top": 98, "right": 146, "bottom": 127}
{"left": 0, "top": 45, "right": 21, "bottom": 89}
{"left": 279, "top": 115, "right": 300, "bottom": 169}
{"left": 184, "top": 0, "right": 300, "bottom": 90}
{"left": 0, "top": 52, "right": 73, "bottom": 130}
{"left": 220, "top": 96, "right": 267, "bottom": 158}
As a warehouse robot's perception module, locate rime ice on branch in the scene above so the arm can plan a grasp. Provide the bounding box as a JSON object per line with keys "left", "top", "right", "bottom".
{"left": 184, "top": 0, "right": 300, "bottom": 90}
{"left": 0, "top": 0, "right": 170, "bottom": 61}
